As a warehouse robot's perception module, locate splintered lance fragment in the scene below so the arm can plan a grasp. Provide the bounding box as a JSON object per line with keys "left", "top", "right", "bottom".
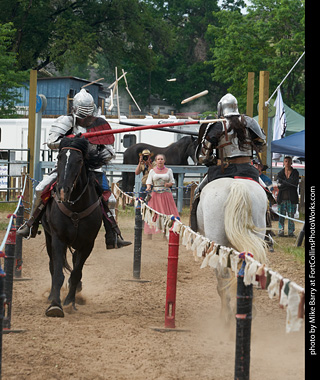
{"left": 181, "top": 90, "right": 208, "bottom": 104}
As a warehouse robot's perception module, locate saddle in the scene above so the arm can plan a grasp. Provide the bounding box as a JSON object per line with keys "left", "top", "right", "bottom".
{"left": 41, "top": 181, "right": 57, "bottom": 204}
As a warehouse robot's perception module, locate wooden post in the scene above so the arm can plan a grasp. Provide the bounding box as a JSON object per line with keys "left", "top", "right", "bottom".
{"left": 189, "top": 183, "right": 197, "bottom": 227}
{"left": 258, "top": 71, "right": 269, "bottom": 165}
{"left": 67, "top": 94, "right": 70, "bottom": 114}
{"left": 133, "top": 201, "right": 143, "bottom": 279}
{"left": 165, "top": 223, "right": 180, "bottom": 329}
{"left": 28, "top": 70, "right": 37, "bottom": 180}
{"left": 246, "top": 72, "right": 255, "bottom": 117}
{"left": 111, "top": 183, "right": 119, "bottom": 221}
{"left": 22, "top": 171, "right": 30, "bottom": 220}
{"left": 234, "top": 268, "right": 253, "bottom": 380}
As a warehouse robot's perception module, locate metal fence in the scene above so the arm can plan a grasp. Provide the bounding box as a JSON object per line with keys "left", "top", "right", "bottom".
{"left": 0, "top": 149, "right": 30, "bottom": 203}
{"left": 39, "top": 161, "right": 207, "bottom": 212}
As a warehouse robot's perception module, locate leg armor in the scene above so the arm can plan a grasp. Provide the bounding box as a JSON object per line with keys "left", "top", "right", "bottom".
{"left": 95, "top": 172, "right": 131, "bottom": 250}
{"left": 101, "top": 191, "right": 132, "bottom": 249}
{"left": 190, "top": 175, "right": 209, "bottom": 232}
{"left": 17, "top": 170, "right": 57, "bottom": 239}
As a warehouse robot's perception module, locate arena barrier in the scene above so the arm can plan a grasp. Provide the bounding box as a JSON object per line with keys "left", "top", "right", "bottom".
{"left": 0, "top": 175, "right": 305, "bottom": 379}
{"left": 114, "top": 183, "right": 305, "bottom": 380}
{"left": 0, "top": 176, "right": 28, "bottom": 377}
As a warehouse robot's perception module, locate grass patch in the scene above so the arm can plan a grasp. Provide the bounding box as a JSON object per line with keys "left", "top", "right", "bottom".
{"left": 0, "top": 203, "right": 16, "bottom": 213}
{"left": 282, "top": 245, "right": 305, "bottom": 264}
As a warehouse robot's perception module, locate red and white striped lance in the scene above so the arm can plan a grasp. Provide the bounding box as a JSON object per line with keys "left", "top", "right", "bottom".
{"left": 68, "top": 119, "right": 223, "bottom": 140}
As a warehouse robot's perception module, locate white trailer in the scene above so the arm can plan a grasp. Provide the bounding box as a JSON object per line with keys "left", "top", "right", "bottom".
{"left": 0, "top": 115, "right": 198, "bottom": 163}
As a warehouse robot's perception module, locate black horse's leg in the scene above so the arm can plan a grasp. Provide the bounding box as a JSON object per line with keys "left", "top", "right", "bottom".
{"left": 64, "top": 245, "right": 93, "bottom": 308}
{"left": 128, "top": 172, "right": 135, "bottom": 193}
{"left": 69, "top": 251, "right": 82, "bottom": 293}
{"left": 45, "top": 238, "right": 67, "bottom": 317}
{"left": 44, "top": 231, "right": 55, "bottom": 302}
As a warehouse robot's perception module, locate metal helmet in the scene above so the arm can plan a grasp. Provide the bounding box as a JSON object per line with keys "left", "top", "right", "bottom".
{"left": 72, "top": 89, "right": 95, "bottom": 118}
{"left": 217, "top": 93, "right": 240, "bottom": 118}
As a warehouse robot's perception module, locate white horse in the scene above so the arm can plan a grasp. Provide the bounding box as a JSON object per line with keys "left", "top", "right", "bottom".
{"left": 197, "top": 177, "right": 268, "bottom": 323}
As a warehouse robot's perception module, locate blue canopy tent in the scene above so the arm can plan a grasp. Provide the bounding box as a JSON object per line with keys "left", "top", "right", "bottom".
{"left": 271, "top": 130, "right": 305, "bottom": 158}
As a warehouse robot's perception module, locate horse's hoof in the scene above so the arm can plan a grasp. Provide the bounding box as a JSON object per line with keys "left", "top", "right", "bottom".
{"left": 45, "top": 305, "right": 64, "bottom": 318}
{"left": 76, "top": 281, "right": 82, "bottom": 293}
{"left": 64, "top": 296, "right": 76, "bottom": 309}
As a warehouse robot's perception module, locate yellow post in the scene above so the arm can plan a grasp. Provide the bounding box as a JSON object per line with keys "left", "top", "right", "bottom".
{"left": 28, "top": 69, "right": 37, "bottom": 179}
{"left": 258, "top": 71, "right": 269, "bottom": 165}
{"left": 67, "top": 94, "right": 70, "bottom": 114}
{"left": 246, "top": 72, "right": 255, "bottom": 117}
{"left": 101, "top": 98, "right": 105, "bottom": 115}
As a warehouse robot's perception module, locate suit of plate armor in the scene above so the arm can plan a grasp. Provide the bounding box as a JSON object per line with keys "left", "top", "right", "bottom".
{"left": 18, "top": 89, "right": 131, "bottom": 249}
{"left": 190, "top": 93, "right": 267, "bottom": 231}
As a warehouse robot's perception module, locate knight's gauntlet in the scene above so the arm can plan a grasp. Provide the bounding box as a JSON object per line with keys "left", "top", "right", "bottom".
{"left": 198, "top": 140, "right": 216, "bottom": 166}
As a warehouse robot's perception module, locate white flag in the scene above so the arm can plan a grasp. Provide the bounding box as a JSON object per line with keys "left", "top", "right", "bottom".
{"left": 272, "top": 88, "right": 287, "bottom": 160}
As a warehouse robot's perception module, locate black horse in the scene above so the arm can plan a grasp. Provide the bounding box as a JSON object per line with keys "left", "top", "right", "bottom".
{"left": 41, "top": 137, "right": 104, "bottom": 317}
{"left": 122, "top": 135, "right": 197, "bottom": 193}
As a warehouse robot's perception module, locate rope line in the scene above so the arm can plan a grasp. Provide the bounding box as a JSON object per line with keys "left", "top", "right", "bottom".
{"left": 0, "top": 175, "right": 28, "bottom": 276}
{"left": 266, "top": 51, "right": 305, "bottom": 106}
{"left": 114, "top": 183, "right": 305, "bottom": 333}
{"left": 0, "top": 175, "right": 28, "bottom": 253}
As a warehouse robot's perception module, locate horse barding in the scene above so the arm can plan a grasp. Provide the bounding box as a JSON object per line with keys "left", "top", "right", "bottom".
{"left": 41, "top": 137, "right": 106, "bottom": 317}
{"left": 121, "top": 136, "right": 198, "bottom": 193}
{"left": 196, "top": 177, "right": 268, "bottom": 324}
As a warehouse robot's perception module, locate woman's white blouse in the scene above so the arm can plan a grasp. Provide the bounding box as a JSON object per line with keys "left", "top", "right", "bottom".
{"left": 146, "top": 168, "right": 175, "bottom": 192}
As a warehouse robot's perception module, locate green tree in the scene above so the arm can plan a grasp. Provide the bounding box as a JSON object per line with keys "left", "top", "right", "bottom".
{"left": 0, "top": 0, "right": 166, "bottom": 72}
{"left": 111, "top": 0, "right": 227, "bottom": 112}
{"left": 207, "top": 0, "right": 305, "bottom": 115}
{"left": 0, "top": 23, "right": 29, "bottom": 118}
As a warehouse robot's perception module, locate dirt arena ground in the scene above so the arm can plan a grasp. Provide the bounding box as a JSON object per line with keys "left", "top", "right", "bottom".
{"left": 0, "top": 213, "right": 305, "bottom": 380}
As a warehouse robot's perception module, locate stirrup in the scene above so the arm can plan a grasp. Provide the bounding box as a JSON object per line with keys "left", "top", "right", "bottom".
{"left": 17, "top": 222, "right": 32, "bottom": 239}
{"left": 17, "top": 221, "right": 40, "bottom": 239}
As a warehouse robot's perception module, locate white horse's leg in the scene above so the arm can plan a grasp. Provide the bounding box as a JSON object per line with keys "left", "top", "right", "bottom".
{"left": 197, "top": 178, "right": 268, "bottom": 325}
{"left": 214, "top": 266, "right": 236, "bottom": 325}
{"left": 197, "top": 180, "right": 234, "bottom": 324}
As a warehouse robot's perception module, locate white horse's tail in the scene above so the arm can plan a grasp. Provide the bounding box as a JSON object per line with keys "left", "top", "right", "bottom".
{"left": 224, "top": 181, "right": 267, "bottom": 264}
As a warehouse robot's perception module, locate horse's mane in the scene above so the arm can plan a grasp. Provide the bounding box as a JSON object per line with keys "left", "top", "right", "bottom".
{"left": 59, "top": 137, "right": 106, "bottom": 170}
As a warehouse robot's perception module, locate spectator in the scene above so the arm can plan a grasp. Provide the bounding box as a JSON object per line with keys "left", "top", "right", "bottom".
{"left": 276, "top": 156, "right": 299, "bottom": 237}
{"left": 135, "top": 149, "right": 154, "bottom": 200}
{"left": 144, "top": 154, "right": 180, "bottom": 237}
{"left": 253, "top": 160, "right": 273, "bottom": 191}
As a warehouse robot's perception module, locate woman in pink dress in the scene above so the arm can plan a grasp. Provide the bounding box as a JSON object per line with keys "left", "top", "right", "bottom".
{"left": 144, "top": 154, "right": 180, "bottom": 236}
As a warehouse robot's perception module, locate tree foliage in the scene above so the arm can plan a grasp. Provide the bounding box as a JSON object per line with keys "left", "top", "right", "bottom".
{"left": 207, "top": 0, "right": 305, "bottom": 114}
{"left": 0, "top": 23, "right": 29, "bottom": 118}
{"left": 0, "top": 0, "right": 305, "bottom": 115}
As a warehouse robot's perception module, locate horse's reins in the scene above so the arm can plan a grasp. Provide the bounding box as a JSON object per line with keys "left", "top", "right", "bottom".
{"left": 53, "top": 145, "right": 101, "bottom": 231}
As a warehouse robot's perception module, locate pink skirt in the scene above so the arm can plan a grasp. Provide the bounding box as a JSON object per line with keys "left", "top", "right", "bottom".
{"left": 144, "top": 191, "right": 180, "bottom": 235}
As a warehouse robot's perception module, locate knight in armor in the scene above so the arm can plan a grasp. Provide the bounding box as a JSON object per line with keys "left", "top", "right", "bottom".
{"left": 190, "top": 93, "right": 267, "bottom": 231}
{"left": 17, "top": 89, "right": 131, "bottom": 249}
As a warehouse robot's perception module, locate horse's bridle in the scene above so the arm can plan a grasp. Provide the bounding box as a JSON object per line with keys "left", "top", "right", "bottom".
{"left": 56, "top": 146, "right": 87, "bottom": 205}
